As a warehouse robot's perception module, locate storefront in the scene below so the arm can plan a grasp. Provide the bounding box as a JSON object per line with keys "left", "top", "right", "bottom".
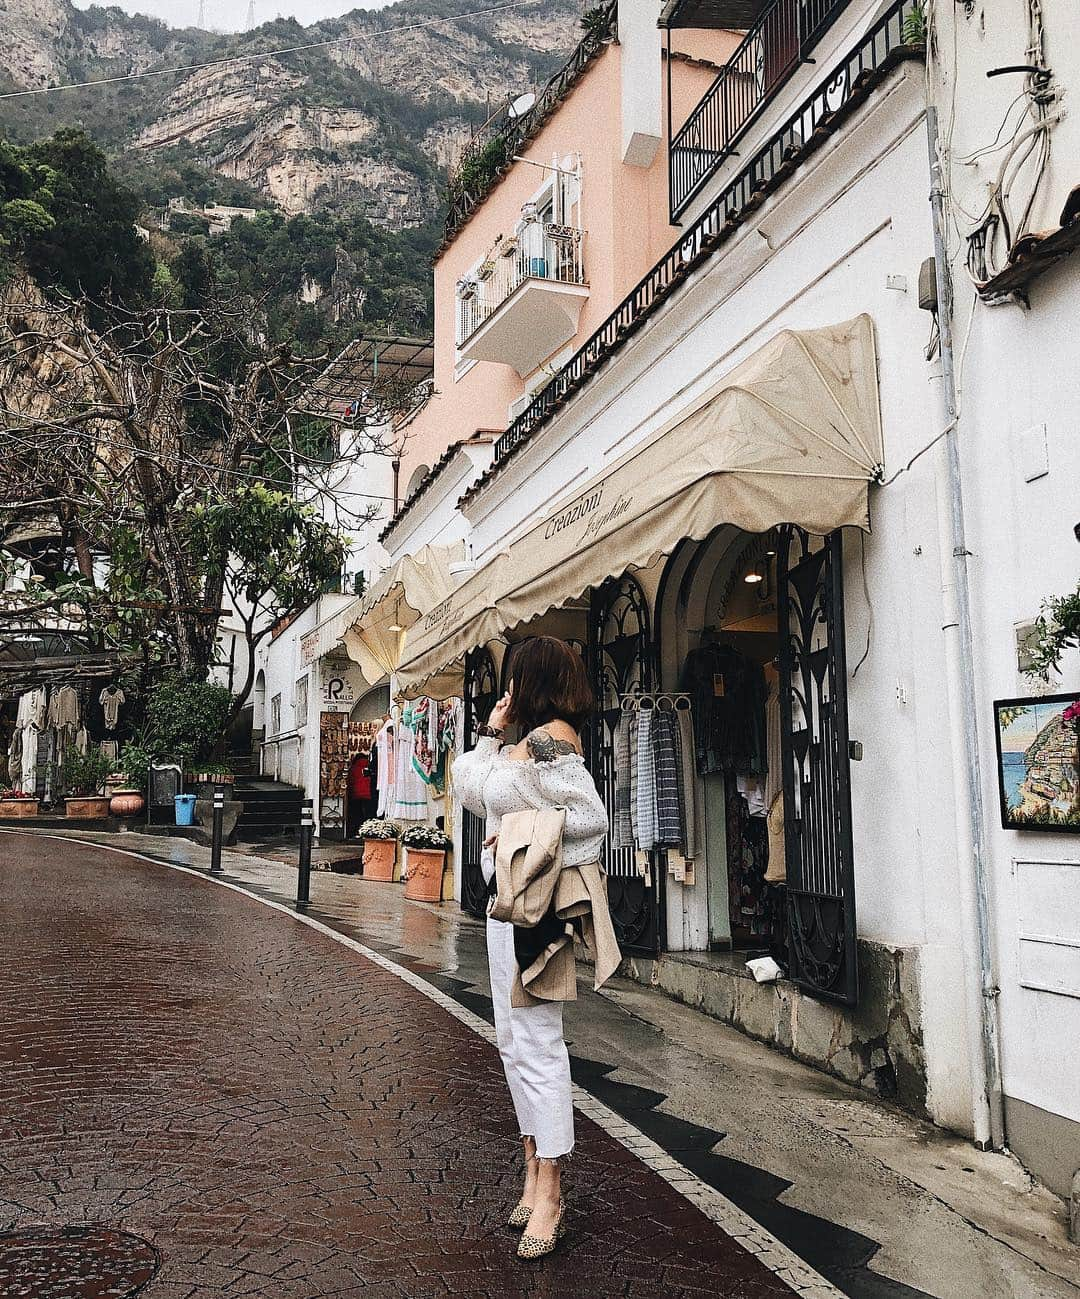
{"left": 396, "top": 316, "right": 881, "bottom": 1004}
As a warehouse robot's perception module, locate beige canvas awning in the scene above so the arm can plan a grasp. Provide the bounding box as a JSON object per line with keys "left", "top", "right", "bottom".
{"left": 396, "top": 316, "right": 882, "bottom": 699}
{"left": 341, "top": 541, "right": 465, "bottom": 685}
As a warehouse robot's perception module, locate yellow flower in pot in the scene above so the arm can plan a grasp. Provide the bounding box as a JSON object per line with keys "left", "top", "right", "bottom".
{"left": 358, "top": 818, "right": 399, "bottom": 882}
{"left": 401, "top": 825, "right": 452, "bottom": 903}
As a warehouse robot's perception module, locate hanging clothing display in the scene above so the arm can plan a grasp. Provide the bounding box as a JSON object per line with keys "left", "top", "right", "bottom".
{"left": 653, "top": 708, "right": 684, "bottom": 849}
{"left": 17, "top": 688, "right": 47, "bottom": 732}
{"left": 764, "top": 792, "right": 787, "bottom": 884}
{"left": 99, "top": 685, "right": 125, "bottom": 732}
{"left": 763, "top": 675, "right": 783, "bottom": 811}
{"left": 389, "top": 702, "right": 428, "bottom": 821}
{"left": 21, "top": 724, "right": 39, "bottom": 793}
{"left": 680, "top": 644, "right": 768, "bottom": 777}
{"left": 374, "top": 718, "right": 394, "bottom": 817}
{"left": 675, "top": 705, "right": 699, "bottom": 861}
{"left": 736, "top": 773, "right": 767, "bottom": 818}
{"left": 726, "top": 779, "right": 783, "bottom": 946}
{"left": 612, "top": 712, "right": 634, "bottom": 850}
{"left": 634, "top": 709, "right": 657, "bottom": 853}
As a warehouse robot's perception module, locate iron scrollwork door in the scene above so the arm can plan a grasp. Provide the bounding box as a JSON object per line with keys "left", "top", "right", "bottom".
{"left": 587, "top": 575, "right": 662, "bottom": 955}
{"left": 777, "top": 528, "right": 858, "bottom": 1005}
{"left": 461, "top": 646, "right": 498, "bottom": 920}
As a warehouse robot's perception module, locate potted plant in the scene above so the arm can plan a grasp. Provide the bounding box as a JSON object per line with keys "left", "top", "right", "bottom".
{"left": 476, "top": 258, "right": 496, "bottom": 282}
{"left": 63, "top": 748, "right": 113, "bottom": 819}
{"left": 359, "top": 818, "right": 399, "bottom": 881}
{"left": 112, "top": 742, "right": 151, "bottom": 817}
{"left": 500, "top": 234, "right": 518, "bottom": 258}
{"left": 458, "top": 278, "right": 477, "bottom": 301}
{"left": 189, "top": 760, "right": 236, "bottom": 798}
{"left": 0, "top": 787, "right": 39, "bottom": 819}
{"left": 401, "top": 825, "right": 452, "bottom": 903}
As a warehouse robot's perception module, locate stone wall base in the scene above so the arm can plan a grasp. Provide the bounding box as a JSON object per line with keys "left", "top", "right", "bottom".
{"left": 621, "top": 938, "right": 928, "bottom": 1115}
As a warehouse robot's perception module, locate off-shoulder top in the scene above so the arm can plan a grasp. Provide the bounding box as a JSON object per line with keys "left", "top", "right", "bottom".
{"left": 453, "top": 730, "right": 609, "bottom": 869}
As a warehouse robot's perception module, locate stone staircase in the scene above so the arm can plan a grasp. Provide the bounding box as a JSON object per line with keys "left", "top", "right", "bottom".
{"left": 234, "top": 775, "right": 304, "bottom": 842}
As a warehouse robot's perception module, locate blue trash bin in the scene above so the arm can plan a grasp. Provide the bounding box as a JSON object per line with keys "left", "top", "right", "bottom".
{"left": 174, "top": 793, "right": 197, "bottom": 826}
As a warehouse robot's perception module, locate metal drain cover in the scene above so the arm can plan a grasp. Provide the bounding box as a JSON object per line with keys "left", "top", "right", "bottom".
{"left": 0, "top": 1226, "right": 159, "bottom": 1297}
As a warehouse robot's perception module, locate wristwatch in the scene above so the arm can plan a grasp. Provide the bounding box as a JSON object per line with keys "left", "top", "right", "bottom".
{"left": 478, "top": 724, "right": 505, "bottom": 739}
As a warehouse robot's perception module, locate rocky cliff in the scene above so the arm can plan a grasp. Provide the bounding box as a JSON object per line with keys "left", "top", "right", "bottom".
{"left": 0, "top": 0, "right": 582, "bottom": 224}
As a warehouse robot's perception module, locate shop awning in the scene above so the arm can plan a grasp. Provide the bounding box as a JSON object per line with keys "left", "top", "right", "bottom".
{"left": 341, "top": 541, "right": 466, "bottom": 685}
{"left": 397, "top": 316, "right": 882, "bottom": 699}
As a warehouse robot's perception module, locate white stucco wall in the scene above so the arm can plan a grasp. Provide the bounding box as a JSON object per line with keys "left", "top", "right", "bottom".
{"left": 461, "top": 60, "right": 980, "bottom": 1131}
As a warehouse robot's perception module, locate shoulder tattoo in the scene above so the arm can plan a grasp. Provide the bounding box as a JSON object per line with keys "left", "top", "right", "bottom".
{"left": 527, "top": 728, "right": 579, "bottom": 763}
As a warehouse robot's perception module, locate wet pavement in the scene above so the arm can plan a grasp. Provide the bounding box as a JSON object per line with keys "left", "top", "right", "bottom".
{"left": 3, "top": 828, "right": 1078, "bottom": 1299}
{"left": 0, "top": 831, "right": 808, "bottom": 1299}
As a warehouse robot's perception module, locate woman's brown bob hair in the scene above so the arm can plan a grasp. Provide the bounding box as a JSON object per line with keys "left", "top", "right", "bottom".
{"left": 505, "top": 636, "right": 594, "bottom": 733}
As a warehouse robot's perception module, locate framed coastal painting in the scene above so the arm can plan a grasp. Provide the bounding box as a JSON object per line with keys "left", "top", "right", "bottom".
{"left": 993, "top": 693, "right": 1080, "bottom": 833}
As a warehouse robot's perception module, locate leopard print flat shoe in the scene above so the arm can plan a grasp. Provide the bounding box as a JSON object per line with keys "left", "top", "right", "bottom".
{"left": 516, "top": 1201, "right": 565, "bottom": 1260}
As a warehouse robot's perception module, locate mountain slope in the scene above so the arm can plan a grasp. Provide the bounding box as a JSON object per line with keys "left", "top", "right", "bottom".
{"left": 0, "top": 0, "right": 583, "bottom": 223}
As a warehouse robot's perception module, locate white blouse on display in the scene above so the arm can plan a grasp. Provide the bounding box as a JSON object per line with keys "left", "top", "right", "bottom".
{"left": 454, "top": 732, "right": 609, "bottom": 870}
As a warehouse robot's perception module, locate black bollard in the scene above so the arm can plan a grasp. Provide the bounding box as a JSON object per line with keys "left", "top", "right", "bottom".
{"left": 297, "top": 798, "right": 314, "bottom": 906}
{"left": 210, "top": 787, "right": 225, "bottom": 874}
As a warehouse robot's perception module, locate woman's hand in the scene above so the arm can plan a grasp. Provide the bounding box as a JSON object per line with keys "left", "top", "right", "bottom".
{"left": 488, "top": 686, "right": 513, "bottom": 733}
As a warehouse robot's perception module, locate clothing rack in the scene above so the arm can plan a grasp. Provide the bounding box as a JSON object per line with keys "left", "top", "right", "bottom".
{"left": 619, "top": 691, "right": 692, "bottom": 712}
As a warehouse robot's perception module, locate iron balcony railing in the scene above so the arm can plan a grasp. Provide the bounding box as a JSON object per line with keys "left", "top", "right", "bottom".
{"left": 444, "top": 0, "right": 617, "bottom": 242}
{"left": 490, "top": 0, "right": 921, "bottom": 471}
{"left": 669, "top": 0, "right": 852, "bottom": 221}
{"left": 260, "top": 731, "right": 302, "bottom": 786}
{"left": 456, "top": 223, "right": 586, "bottom": 349}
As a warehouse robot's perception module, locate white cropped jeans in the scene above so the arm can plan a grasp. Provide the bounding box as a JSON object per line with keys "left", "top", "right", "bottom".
{"left": 486, "top": 915, "right": 574, "bottom": 1159}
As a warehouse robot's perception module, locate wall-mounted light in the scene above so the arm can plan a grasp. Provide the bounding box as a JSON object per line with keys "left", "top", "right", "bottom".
{"left": 744, "top": 570, "right": 764, "bottom": 585}
{"left": 388, "top": 622, "right": 404, "bottom": 633}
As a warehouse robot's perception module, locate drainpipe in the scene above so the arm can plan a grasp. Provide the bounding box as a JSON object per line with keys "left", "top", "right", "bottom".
{"left": 926, "top": 106, "right": 1006, "bottom": 1151}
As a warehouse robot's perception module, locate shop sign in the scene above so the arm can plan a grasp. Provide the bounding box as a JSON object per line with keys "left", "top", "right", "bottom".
{"left": 322, "top": 674, "right": 357, "bottom": 708}
{"left": 300, "top": 629, "right": 322, "bottom": 665}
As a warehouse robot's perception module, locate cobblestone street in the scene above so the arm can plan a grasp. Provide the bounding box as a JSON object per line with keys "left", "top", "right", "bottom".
{"left": 0, "top": 831, "right": 815, "bottom": 1299}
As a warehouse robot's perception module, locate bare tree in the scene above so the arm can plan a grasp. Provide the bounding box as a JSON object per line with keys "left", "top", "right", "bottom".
{"left": 0, "top": 276, "right": 431, "bottom": 718}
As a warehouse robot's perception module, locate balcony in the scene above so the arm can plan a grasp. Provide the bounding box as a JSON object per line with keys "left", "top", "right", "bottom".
{"left": 669, "top": 0, "right": 853, "bottom": 220}
{"left": 456, "top": 222, "right": 588, "bottom": 376}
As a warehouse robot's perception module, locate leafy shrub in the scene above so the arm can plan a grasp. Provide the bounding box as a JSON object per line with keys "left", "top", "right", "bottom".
{"left": 64, "top": 747, "right": 113, "bottom": 796}
{"left": 146, "top": 674, "right": 233, "bottom": 769}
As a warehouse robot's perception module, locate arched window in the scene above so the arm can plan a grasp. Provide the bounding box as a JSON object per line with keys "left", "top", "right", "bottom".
{"left": 405, "top": 464, "right": 430, "bottom": 501}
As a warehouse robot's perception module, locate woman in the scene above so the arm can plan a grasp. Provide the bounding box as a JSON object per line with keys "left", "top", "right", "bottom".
{"left": 454, "top": 637, "right": 615, "bottom": 1261}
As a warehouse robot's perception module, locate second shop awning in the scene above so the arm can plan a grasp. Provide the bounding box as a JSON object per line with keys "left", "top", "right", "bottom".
{"left": 342, "top": 541, "right": 465, "bottom": 685}
{"left": 397, "top": 315, "right": 882, "bottom": 698}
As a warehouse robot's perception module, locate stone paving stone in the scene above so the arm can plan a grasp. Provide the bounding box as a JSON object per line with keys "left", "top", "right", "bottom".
{"left": 0, "top": 832, "right": 800, "bottom": 1298}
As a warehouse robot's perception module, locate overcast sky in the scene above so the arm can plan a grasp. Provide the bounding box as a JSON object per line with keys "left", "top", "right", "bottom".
{"left": 72, "top": 0, "right": 393, "bottom": 33}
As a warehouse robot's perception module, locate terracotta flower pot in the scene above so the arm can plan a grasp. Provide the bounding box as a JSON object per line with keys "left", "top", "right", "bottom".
{"left": 110, "top": 789, "right": 146, "bottom": 817}
{"left": 65, "top": 795, "right": 111, "bottom": 820}
{"left": 362, "top": 836, "right": 397, "bottom": 882}
{"left": 0, "top": 798, "right": 38, "bottom": 818}
{"left": 404, "top": 847, "right": 446, "bottom": 903}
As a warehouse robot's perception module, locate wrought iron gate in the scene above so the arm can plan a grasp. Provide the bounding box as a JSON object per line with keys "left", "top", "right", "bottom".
{"left": 461, "top": 646, "right": 498, "bottom": 920}
{"left": 777, "top": 528, "right": 858, "bottom": 1005}
{"left": 587, "top": 575, "right": 662, "bottom": 955}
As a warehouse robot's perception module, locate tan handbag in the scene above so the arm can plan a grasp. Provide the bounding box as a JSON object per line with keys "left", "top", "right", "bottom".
{"left": 488, "top": 807, "right": 566, "bottom": 927}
